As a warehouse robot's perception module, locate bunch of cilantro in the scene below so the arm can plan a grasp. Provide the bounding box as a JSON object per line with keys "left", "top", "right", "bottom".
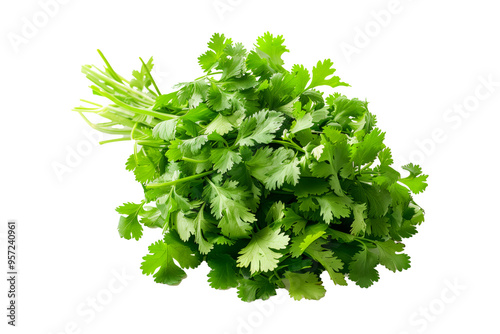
{"left": 75, "top": 32, "right": 427, "bottom": 301}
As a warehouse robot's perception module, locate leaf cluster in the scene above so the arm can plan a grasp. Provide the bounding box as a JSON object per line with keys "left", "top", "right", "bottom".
{"left": 75, "top": 32, "right": 427, "bottom": 301}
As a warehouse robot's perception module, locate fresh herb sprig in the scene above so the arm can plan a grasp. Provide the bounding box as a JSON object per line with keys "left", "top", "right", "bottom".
{"left": 75, "top": 32, "right": 427, "bottom": 301}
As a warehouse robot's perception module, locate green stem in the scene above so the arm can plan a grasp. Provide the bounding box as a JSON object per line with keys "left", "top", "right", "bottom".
{"left": 135, "top": 140, "right": 168, "bottom": 147}
{"left": 130, "top": 122, "right": 138, "bottom": 140}
{"left": 181, "top": 157, "right": 210, "bottom": 163}
{"left": 97, "top": 49, "right": 123, "bottom": 83}
{"left": 329, "top": 228, "right": 378, "bottom": 246}
{"left": 83, "top": 65, "right": 155, "bottom": 103}
{"left": 194, "top": 71, "right": 223, "bottom": 80}
{"left": 271, "top": 140, "right": 305, "bottom": 153}
{"left": 146, "top": 170, "right": 215, "bottom": 189}
{"left": 139, "top": 57, "right": 162, "bottom": 96}
{"left": 94, "top": 88, "right": 177, "bottom": 121}
{"left": 99, "top": 137, "right": 131, "bottom": 145}
{"left": 361, "top": 162, "right": 374, "bottom": 171}
{"left": 77, "top": 112, "right": 132, "bottom": 135}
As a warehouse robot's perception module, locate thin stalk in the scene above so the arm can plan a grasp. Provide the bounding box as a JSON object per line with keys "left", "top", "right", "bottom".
{"left": 84, "top": 65, "right": 155, "bottom": 103}
{"left": 271, "top": 140, "right": 305, "bottom": 153}
{"left": 146, "top": 170, "right": 215, "bottom": 189}
{"left": 94, "top": 87, "right": 178, "bottom": 121}
{"left": 194, "top": 71, "right": 223, "bottom": 80}
{"left": 139, "top": 57, "right": 162, "bottom": 96}
{"left": 77, "top": 112, "right": 132, "bottom": 135}
{"left": 181, "top": 157, "right": 210, "bottom": 163}
{"left": 97, "top": 49, "right": 123, "bottom": 83}
{"left": 99, "top": 137, "right": 131, "bottom": 145}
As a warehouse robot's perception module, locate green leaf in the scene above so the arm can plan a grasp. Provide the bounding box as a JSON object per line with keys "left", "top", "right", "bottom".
{"left": 204, "top": 109, "right": 245, "bottom": 136}
{"left": 400, "top": 163, "right": 428, "bottom": 194}
{"left": 207, "top": 83, "right": 233, "bottom": 111}
{"left": 279, "top": 208, "right": 308, "bottom": 235}
{"left": 291, "top": 178, "right": 330, "bottom": 198}
{"left": 350, "top": 183, "right": 391, "bottom": 217}
{"left": 130, "top": 56, "right": 154, "bottom": 91}
{"left": 308, "top": 59, "right": 349, "bottom": 89}
{"left": 264, "top": 156, "right": 301, "bottom": 190}
{"left": 204, "top": 178, "right": 255, "bottom": 239}
{"left": 116, "top": 202, "right": 143, "bottom": 240}
{"left": 192, "top": 205, "right": 215, "bottom": 254}
{"left": 290, "top": 224, "right": 328, "bottom": 257}
{"left": 237, "top": 276, "right": 277, "bottom": 302}
{"left": 315, "top": 194, "right": 352, "bottom": 223}
{"left": 236, "top": 110, "right": 284, "bottom": 146}
{"left": 376, "top": 240, "right": 411, "bottom": 272}
{"left": 198, "top": 33, "right": 232, "bottom": 71}
{"left": 305, "top": 239, "right": 347, "bottom": 286}
{"left": 207, "top": 253, "right": 239, "bottom": 289}
{"left": 173, "top": 211, "right": 195, "bottom": 241}
{"left": 350, "top": 203, "right": 367, "bottom": 236}
{"left": 291, "top": 64, "right": 311, "bottom": 95}
{"left": 237, "top": 227, "right": 289, "bottom": 274}
{"left": 141, "top": 232, "right": 202, "bottom": 285}
{"left": 291, "top": 113, "right": 314, "bottom": 134}
{"left": 140, "top": 206, "right": 165, "bottom": 228}
{"left": 351, "top": 128, "right": 385, "bottom": 166}
{"left": 130, "top": 147, "right": 163, "bottom": 183}
{"left": 283, "top": 272, "right": 326, "bottom": 301}
{"left": 210, "top": 148, "right": 242, "bottom": 174}
{"left": 152, "top": 119, "right": 178, "bottom": 141}
{"left": 348, "top": 247, "right": 380, "bottom": 288}
{"left": 255, "top": 32, "right": 289, "bottom": 70}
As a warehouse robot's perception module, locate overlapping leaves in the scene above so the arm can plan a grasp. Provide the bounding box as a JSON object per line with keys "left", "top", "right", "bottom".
{"left": 77, "top": 32, "right": 427, "bottom": 302}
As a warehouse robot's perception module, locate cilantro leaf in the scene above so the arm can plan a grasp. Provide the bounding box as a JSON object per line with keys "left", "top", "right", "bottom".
{"left": 204, "top": 178, "right": 255, "bottom": 239}
{"left": 283, "top": 272, "right": 326, "bottom": 301}
{"left": 237, "top": 227, "right": 289, "bottom": 274}
{"left": 236, "top": 110, "right": 285, "bottom": 146}
{"left": 254, "top": 32, "right": 289, "bottom": 71}
{"left": 375, "top": 240, "right": 411, "bottom": 272}
{"left": 141, "top": 232, "right": 202, "bottom": 285}
{"left": 198, "top": 33, "right": 232, "bottom": 72}
{"left": 237, "top": 276, "right": 277, "bottom": 302}
{"left": 210, "top": 148, "right": 242, "bottom": 174}
{"left": 315, "top": 194, "right": 352, "bottom": 223}
{"left": 351, "top": 128, "right": 386, "bottom": 166}
{"left": 207, "top": 253, "right": 239, "bottom": 290}
{"left": 116, "top": 202, "right": 144, "bottom": 240}
{"left": 308, "top": 59, "right": 349, "bottom": 90}
{"left": 305, "top": 239, "right": 347, "bottom": 286}
{"left": 152, "top": 119, "right": 177, "bottom": 141}
{"left": 348, "top": 247, "right": 380, "bottom": 288}
{"left": 290, "top": 224, "right": 327, "bottom": 257}
{"left": 400, "top": 163, "right": 429, "bottom": 194}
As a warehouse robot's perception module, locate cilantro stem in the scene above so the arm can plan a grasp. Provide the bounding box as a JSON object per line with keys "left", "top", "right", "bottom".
{"left": 329, "top": 228, "right": 378, "bottom": 246}
{"left": 99, "top": 137, "right": 131, "bottom": 145}
{"left": 195, "top": 71, "right": 223, "bottom": 80}
{"left": 76, "top": 112, "right": 132, "bottom": 135}
{"left": 135, "top": 140, "right": 167, "bottom": 147}
{"left": 139, "top": 57, "right": 162, "bottom": 96}
{"left": 130, "top": 122, "right": 139, "bottom": 140}
{"left": 79, "top": 99, "right": 102, "bottom": 107}
{"left": 95, "top": 88, "right": 178, "bottom": 121}
{"left": 361, "top": 162, "right": 374, "bottom": 171}
{"left": 181, "top": 157, "right": 210, "bottom": 163}
{"left": 146, "top": 170, "right": 215, "bottom": 189}
{"left": 83, "top": 65, "right": 155, "bottom": 104}
{"left": 271, "top": 140, "right": 305, "bottom": 153}
{"left": 97, "top": 49, "right": 123, "bottom": 83}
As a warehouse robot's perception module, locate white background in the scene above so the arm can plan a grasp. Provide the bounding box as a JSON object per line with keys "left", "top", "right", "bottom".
{"left": 1, "top": 0, "right": 499, "bottom": 333}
